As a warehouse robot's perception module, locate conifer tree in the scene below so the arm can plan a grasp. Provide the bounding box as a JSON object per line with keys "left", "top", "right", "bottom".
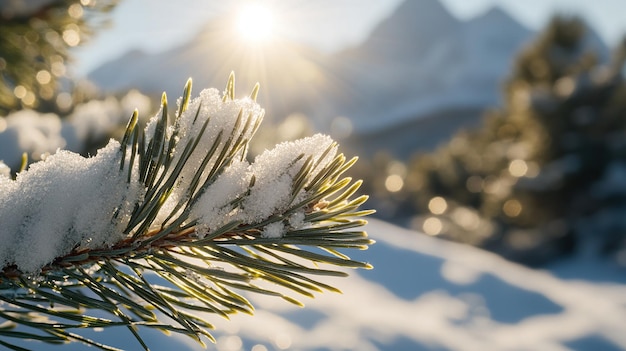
{"left": 0, "top": 0, "right": 116, "bottom": 114}
{"left": 408, "top": 16, "right": 626, "bottom": 264}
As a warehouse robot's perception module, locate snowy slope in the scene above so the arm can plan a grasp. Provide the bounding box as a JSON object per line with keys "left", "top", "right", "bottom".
{"left": 50, "top": 219, "right": 626, "bottom": 351}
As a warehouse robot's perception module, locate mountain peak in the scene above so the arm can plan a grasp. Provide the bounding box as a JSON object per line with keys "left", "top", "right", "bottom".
{"left": 483, "top": 6, "right": 513, "bottom": 21}
{"left": 347, "top": 0, "right": 460, "bottom": 61}
{"left": 371, "top": 0, "right": 458, "bottom": 37}
{"left": 466, "top": 5, "right": 530, "bottom": 39}
{"left": 471, "top": 6, "right": 518, "bottom": 26}
{"left": 393, "top": 0, "right": 455, "bottom": 17}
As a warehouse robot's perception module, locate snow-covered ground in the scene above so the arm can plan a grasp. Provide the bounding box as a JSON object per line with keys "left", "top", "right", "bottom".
{"left": 54, "top": 219, "right": 625, "bottom": 351}
{"left": 189, "top": 219, "right": 626, "bottom": 351}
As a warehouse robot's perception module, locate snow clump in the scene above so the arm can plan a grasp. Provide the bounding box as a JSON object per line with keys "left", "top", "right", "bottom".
{"left": 0, "top": 141, "right": 141, "bottom": 273}
{"left": 0, "top": 87, "right": 339, "bottom": 273}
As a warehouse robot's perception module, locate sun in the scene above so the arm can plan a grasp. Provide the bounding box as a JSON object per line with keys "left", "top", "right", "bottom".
{"left": 236, "top": 4, "right": 275, "bottom": 43}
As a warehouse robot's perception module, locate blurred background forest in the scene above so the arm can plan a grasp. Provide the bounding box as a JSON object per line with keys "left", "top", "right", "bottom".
{"left": 2, "top": 0, "right": 626, "bottom": 267}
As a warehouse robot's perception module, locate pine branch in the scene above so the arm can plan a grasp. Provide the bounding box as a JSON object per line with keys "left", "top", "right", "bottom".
{"left": 0, "top": 74, "right": 374, "bottom": 350}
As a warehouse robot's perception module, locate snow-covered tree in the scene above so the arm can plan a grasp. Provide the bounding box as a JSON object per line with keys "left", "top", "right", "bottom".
{"left": 407, "top": 16, "right": 626, "bottom": 264}
{"left": 0, "top": 75, "right": 373, "bottom": 350}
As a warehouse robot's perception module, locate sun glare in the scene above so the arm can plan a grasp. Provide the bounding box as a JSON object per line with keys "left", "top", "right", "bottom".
{"left": 236, "top": 4, "right": 274, "bottom": 43}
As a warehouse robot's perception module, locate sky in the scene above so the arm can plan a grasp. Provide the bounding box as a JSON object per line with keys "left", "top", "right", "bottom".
{"left": 72, "top": 0, "right": 626, "bottom": 76}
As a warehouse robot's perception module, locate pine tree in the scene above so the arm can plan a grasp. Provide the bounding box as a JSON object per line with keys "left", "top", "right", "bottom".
{"left": 0, "top": 0, "right": 116, "bottom": 114}
{"left": 0, "top": 76, "right": 373, "bottom": 350}
{"left": 407, "top": 16, "right": 626, "bottom": 264}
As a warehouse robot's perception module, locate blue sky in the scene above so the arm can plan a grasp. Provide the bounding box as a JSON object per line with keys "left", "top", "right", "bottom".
{"left": 72, "top": 0, "right": 626, "bottom": 76}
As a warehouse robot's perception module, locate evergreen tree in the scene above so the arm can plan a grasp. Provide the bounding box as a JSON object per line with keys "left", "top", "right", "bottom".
{"left": 408, "top": 16, "right": 626, "bottom": 264}
{"left": 0, "top": 0, "right": 116, "bottom": 114}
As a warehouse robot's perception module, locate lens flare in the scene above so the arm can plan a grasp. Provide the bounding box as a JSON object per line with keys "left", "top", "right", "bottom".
{"left": 236, "top": 4, "right": 274, "bottom": 43}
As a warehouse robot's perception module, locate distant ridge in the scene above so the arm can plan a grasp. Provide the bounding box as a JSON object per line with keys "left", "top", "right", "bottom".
{"left": 87, "top": 0, "right": 606, "bottom": 139}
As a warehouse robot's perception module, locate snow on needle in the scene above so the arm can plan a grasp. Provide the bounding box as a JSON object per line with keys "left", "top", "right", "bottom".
{"left": 0, "top": 74, "right": 373, "bottom": 351}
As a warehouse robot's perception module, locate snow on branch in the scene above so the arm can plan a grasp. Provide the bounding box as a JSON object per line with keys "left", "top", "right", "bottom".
{"left": 0, "top": 75, "right": 373, "bottom": 350}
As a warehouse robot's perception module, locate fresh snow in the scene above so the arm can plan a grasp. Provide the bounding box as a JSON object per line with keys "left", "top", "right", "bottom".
{"left": 154, "top": 88, "right": 337, "bottom": 234}
{"left": 239, "top": 134, "right": 336, "bottom": 225}
{"left": 0, "top": 140, "right": 139, "bottom": 273}
{"left": 190, "top": 132, "right": 337, "bottom": 237}
{"left": 0, "top": 88, "right": 338, "bottom": 273}
{"left": 150, "top": 87, "right": 264, "bottom": 228}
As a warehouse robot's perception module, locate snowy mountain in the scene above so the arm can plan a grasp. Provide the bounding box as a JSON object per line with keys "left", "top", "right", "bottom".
{"left": 341, "top": 0, "right": 460, "bottom": 63}
{"left": 52, "top": 219, "right": 626, "bottom": 351}
{"left": 461, "top": 7, "right": 531, "bottom": 87}
{"left": 327, "top": 2, "right": 533, "bottom": 133}
{"left": 87, "top": 1, "right": 532, "bottom": 133}
{"left": 86, "top": 0, "right": 611, "bottom": 150}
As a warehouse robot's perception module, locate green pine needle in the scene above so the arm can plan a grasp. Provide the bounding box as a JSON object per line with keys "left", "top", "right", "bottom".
{"left": 0, "top": 75, "right": 374, "bottom": 350}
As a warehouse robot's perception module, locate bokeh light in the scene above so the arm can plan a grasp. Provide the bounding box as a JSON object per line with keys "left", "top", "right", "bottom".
{"left": 385, "top": 174, "right": 404, "bottom": 192}
{"left": 56, "top": 92, "right": 73, "bottom": 111}
{"left": 508, "top": 159, "right": 528, "bottom": 177}
{"left": 330, "top": 116, "right": 353, "bottom": 139}
{"left": 216, "top": 335, "right": 243, "bottom": 351}
{"left": 428, "top": 196, "right": 448, "bottom": 214}
{"left": 503, "top": 199, "right": 522, "bottom": 217}
{"left": 13, "top": 86, "right": 27, "bottom": 99}
{"left": 423, "top": 217, "right": 443, "bottom": 236}
{"left": 36, "top": 70, "right": 52, "bottom": 85}
{"left": 62, "top": 25, "right": 81, "bottom": 46}
{"left": 452, "top": 207, "right": 480, "bottom": 231}
{"left": 466, "top": 175, "right": 483, "bottom": 193}
{"left": 274, "top": 333, "right": 292, "bottom": 350}
{"left": 68, "top": 3, "right": 84, "bottom": 19}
